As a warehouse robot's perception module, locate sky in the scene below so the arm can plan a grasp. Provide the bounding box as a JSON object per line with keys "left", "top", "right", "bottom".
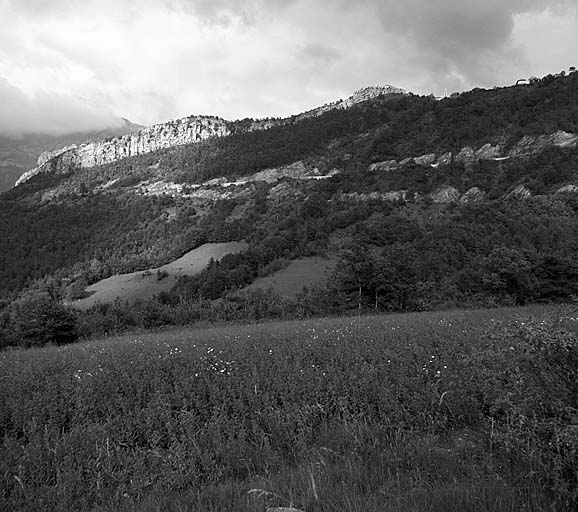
{"left": 0, "top": 0, "right": 577, "bottom": 136}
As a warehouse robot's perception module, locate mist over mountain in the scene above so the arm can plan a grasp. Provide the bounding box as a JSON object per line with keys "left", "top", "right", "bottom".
{"left": 0, "top": 118, "right": 145, "bottom": 192}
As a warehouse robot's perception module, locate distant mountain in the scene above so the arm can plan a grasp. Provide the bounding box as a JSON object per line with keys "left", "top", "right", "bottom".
{"left": 0, "top": 118, "right": 145, "bottom": 192}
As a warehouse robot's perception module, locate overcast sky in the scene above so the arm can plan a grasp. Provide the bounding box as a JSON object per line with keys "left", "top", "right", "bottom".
{"left": 1, "top": 0, "right": 577, "bottom": 136}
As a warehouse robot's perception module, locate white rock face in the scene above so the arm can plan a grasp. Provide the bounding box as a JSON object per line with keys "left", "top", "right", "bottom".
{"left": 506, "top": 185, "right": 532, "bottom": 199}
{"left": 508, "top": 130, "right": 578, "bottom": 157}
{"left": 436, "top": 152, "right": 453, "bottom": 166}
{"left": 296, "top": 85, "right": 406, "bottom": 121}
{"left": 557, "top": 184, "right": 578, "bottom": 193}
{"left": 414, "top": 153, "right": 437, "bottom": 165}
{"left": 250, "top": 161, "right": 317, "bottom": 183}
{"left": 550, "top": 130, "right": 578, "bottom": 147}
{"left": 455, "top": 147, "right": 475, "bottom": 163}
{"left": 37, "top": 144, "right": 78, "bottom": 166}
{"left": 475, "top": 143, "right": 501, "bottom": 161}
{"left": 343, "top": 85, "right": 406, "bottom": 107}
{"left": 431, "top": 185, "right": 460, "bottom": 203}
{"left": 460, "top": 187, "right": 487, "bottom": 203}
{"left": 201, "top": 161, "right": 339, "bottom": 188}
{"left": 366, "top": 131, "right": 576, "bottom": 176}
{"left": 369, "top": 160, "right": 399, "bottom": 172}
{"left": 16, "top": 116, "right": 230, "bottom": 186}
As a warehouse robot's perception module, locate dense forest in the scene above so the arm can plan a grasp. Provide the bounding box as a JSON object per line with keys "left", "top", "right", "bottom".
{"left": 2, "top": 71, "right": 578, "bottom": 347}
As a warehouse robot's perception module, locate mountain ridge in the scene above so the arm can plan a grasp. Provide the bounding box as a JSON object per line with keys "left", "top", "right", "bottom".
{"left": 15, "top": 115, "right": 229, "bottom": 187}
{"left": 14, "top": 85, "right": 407, "bottom": 187}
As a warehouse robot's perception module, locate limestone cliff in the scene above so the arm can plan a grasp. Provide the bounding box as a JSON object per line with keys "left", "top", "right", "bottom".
{"left": 36, "top": 144, "right": 79, "bottom": 167}
{"left": 296, "top": 85, "right": 406, "bottom": 121}
{"left": 16, "top": 116, "right": 230, "bottom": 186}
{"left": 15, "top": 85, "right": 407, "bottom": 187}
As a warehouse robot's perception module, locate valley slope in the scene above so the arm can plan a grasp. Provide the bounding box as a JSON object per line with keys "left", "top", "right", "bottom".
{"left": 2, "top": 72, "right": 578, "bottom": 343}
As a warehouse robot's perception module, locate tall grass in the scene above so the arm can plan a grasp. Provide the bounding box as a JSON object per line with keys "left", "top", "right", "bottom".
{"left": 1, "top": 305, "right": 577, "bottom": 510}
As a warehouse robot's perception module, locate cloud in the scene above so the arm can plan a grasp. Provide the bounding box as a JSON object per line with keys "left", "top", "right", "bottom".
{"left": 166, "top": 0, "right": 296, "bottom": 26}
{"left": 371, "top": 0, "right": 578, "bottom": 89}
{"left": 0, "top": 0, "right": 577, "bottom": 135}
{"left": 298, "top": 43, "right": 341, "bottom": 66}
{"left": 0, "top": 78, "right": 122, "bottom": 137}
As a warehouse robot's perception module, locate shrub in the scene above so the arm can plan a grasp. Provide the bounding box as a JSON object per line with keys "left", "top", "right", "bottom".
{"left": 6, "top": 293, "right": 79, "bottom": 348}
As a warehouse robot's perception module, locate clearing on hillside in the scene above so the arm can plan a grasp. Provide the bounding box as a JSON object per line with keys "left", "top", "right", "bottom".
{"left": 245, "top": 257, "right": 336, "bottom": 297}
{"left": 75, "top": 241, "right": 247, "bottom": 309}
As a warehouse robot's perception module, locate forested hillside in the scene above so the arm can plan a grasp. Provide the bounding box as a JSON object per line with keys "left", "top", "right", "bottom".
{"left": 2, "top": 71, "right": 578, "bottom": 347}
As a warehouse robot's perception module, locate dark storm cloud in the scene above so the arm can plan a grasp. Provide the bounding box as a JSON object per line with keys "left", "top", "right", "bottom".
{"left": 0, "top": 78, "right": 121, "bottom": 137}
{"left": 371, "top": 0, "right": 577, "bottom": 87}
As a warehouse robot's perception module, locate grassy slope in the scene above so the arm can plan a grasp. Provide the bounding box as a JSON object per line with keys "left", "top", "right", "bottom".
{"left": 1, "top": 305, "right": 577, "bottom": 511}
{"left": 245, "top": 257, "right": 337, "bottom": 298}
{"left": 75, "top": 242, "right": 248, "bottom": 309}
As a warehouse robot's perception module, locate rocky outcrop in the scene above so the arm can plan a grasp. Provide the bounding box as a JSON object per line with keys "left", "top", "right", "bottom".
{"left": 414, "top": 153, "right": 436, "bottom": 166}
{"left": 36, "top": 144, "right": 79, "bottom": 167}
{"left": 455, "top": 147, "right": 475, "bottom": 164}
{"left": 268, "top": 182, "right": 306, "bottom": 200}
{"left": 16, "top": 116, "right": 230, "bottom": 186}
{"left": 297, "top": 85, "right": 406, "bottom": 121}
{"left": 556, "top": 184, "right": 578, "bottom": 193}
{"left": 367, "top": 130, "right": 578, "bottom": 175}
{"left": 506, "top": 185, "right": 532, "bottom": 199}
{"left": 343, "top": 85, "right": 406, "bottom": 106}
{"left": 432, "top": 185, "right": 460, "bottom": 203}
{"left": 140, "top": 180, "right": 256, "bottom": 201}
{"left": 508, "top": 130, "right": 578, "bottom": 157}
{"left": 203, "top": 161, "right": 339, "bottom": 188}
{"left": 460, "top": 187, "right": 487, "bottom": 203}
{"left": 437, "top": 152, "right": 453, "bottom": 166}
{"left": 475, "top": 143, "right": 501, "bottom": 161}
{"left": 340, "top": 190, "right": 409, "bottom": 202}
{"left": 133, "top": 161, "right": 339, "bottom": 201}
{"left": 250, "top": 161, "right": 319, "bottom": 183}
{"left": 550, "top": 130, "right": 578, "bottom": 147}
{"left": 369, "top": 160, "right": 399, "bottom": 172}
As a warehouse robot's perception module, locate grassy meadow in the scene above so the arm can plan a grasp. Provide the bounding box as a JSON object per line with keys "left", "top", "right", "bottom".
{"left": 1, "top": 305, "right": 577, "bottom": 511}
{"left": 75, "top": 242, "right": 248, "bottom": 309}
{"left": 245, "top": 258, "right": 337, "bottom": 298}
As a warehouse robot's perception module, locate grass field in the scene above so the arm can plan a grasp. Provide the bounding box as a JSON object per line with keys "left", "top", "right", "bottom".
{"left": 245, "top": 257, "right": 337, "bottom": 298}
{"left": 1, "top": 305, "right": 577, "bottom": 511}
{"left": 75, "top": 242, "right": 248, "bottom": 309}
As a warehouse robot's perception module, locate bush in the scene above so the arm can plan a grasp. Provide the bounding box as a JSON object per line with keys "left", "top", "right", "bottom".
{"left": 6, "top": 293, "right": 79, "bottom": 348}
